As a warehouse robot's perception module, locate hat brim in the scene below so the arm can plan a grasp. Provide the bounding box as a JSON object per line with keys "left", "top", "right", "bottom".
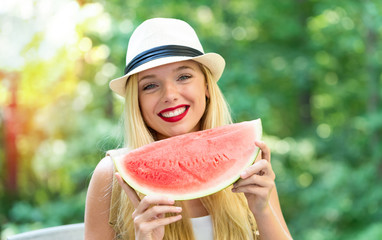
{"left": 109, "top": 53, "right": 225, "bottom": 97}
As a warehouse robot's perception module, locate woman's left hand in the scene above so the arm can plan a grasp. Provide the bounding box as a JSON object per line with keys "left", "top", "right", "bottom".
{"left": 232, "top": 140, "right": 276, "bottom": 215}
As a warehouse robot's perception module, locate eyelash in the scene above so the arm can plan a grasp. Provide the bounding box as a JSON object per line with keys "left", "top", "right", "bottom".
{"left": 141, "top": 74, "right": 192, "bottom": 91}
{"left": 143, "top": 83, "right": 158, "bottom": 91}
{"left": 178, "top": 74, "right": 191, "bottom": 81}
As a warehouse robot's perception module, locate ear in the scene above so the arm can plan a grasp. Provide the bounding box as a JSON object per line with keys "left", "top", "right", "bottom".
{"left": 205, "top": 83, "right": 210, "bottom": 99}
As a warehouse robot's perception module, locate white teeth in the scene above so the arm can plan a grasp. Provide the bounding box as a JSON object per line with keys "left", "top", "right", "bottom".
{"left": 161, "top": 107, "right": 186, "bottom": 118}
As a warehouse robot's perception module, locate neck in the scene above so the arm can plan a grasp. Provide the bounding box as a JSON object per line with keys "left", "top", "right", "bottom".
{"left": 182, "top": 198, "right": 208, "bottom": 218}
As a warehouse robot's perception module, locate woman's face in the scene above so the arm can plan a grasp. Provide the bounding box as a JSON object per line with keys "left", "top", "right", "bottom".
{"left": 138, "top": 60, "right": 208, "bottom": 140}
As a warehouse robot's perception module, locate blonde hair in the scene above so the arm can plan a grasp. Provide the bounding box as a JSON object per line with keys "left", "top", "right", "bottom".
{"left": 111, "top": 63, "right": 258, "bottom": 239}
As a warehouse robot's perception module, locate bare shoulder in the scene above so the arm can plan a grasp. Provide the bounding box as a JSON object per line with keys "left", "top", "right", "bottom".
{"left": 85, "top": 156, "right": 115, "bottom": 240}
{"left": 94, "top": 155, "right": 114, "bottom": 180}
{"left": 88, "top": 156, "right": 114, "bottom": 198}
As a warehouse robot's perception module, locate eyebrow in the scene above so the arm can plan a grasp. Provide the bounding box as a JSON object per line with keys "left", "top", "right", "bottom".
{"left": 138, "top": 65, "right": 195, "bottom": 83}
{"left": 174, "top": 65, "right": 195, "bottom": 72}
{"left": 139, "top": 74, "right": 156, "bottom": 83}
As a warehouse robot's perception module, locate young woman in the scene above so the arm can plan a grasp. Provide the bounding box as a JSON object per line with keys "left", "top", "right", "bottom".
{"left": 85, "top": 18, "right": 292, "bottom": 240}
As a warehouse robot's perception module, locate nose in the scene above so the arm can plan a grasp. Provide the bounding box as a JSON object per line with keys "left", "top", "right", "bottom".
{"left": 162, "top": 81, "right": 179, "bottom": 103}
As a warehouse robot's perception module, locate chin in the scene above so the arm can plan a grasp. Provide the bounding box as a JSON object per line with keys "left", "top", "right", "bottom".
{"left": 160, "top": 126, "right": 197, "bottom": 139}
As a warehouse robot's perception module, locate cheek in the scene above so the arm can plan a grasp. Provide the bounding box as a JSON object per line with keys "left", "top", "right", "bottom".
{"left": 139, "top": 97, "right": 154, "bottom": 120}
{"left": 195, "top": 90, "right": 207, "bottom": 111}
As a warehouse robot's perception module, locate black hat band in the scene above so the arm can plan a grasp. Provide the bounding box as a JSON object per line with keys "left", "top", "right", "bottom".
{"left": 124, "top": 45, "right": 204, "bottom": 75}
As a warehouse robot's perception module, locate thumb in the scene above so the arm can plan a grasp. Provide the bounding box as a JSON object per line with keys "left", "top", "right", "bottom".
{"left": 115, "top": 172, "right": 141, "bottom": 208}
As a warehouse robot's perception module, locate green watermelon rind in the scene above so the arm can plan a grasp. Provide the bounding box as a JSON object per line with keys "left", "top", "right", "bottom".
{"left": 112, "top": 119, "right": 262, "bottom": 200}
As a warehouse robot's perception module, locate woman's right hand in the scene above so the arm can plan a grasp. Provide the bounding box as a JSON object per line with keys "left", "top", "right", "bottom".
{"left": 115, "top": 173, "right": 183, "bottom": 240}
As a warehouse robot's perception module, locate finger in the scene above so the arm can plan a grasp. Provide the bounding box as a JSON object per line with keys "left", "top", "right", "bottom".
{"left": 138, "top": 205, "right": 182, "bottom": 222}
{"left": 115, "top": 172, "right": 141, "bottom": 208}
{"left": 232, "top": 185, "right": 271, "bottom": 199}
{"left": 137, "top": 214, "right": 182, "bottom": 234}
{"left": 255, "top": 140, "right": 271, "bottom": 162}
{"left": 150, "top": 214, "right": 182, "bottom": 227}
{"left": 234, "top": 174, "right": 275, "bottom": 189}
{"left": 134, "top": 195, "right": 176, "bottom": 217}
{"left": 241, "top": 159, "right": 272, "bottom": 179}
{"left": 151, "top": 214, "right": 182, "bottom": 226}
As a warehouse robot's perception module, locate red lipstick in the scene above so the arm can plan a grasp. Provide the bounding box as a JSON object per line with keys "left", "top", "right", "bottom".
{"left": 158, "top": 105, "right": 189, "bottom": 122}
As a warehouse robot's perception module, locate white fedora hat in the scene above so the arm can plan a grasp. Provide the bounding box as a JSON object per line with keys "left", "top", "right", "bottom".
{"left": 109, "top": 18, "right": 225, "bottom": 97}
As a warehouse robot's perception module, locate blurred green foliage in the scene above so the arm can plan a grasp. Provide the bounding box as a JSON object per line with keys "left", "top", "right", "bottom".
{"left": 1, "top": 0, "right": 382, "bottom": 239}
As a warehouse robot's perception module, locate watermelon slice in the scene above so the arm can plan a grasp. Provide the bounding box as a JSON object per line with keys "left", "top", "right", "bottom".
{"left": 112, "top": 119, "right": 262, "bottom": 200}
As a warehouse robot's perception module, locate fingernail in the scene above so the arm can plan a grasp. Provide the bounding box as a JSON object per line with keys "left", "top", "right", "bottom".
{"left": 175, "top": 207, "right": 182, "bottom": 212}
{"left": 168, "top": 198, "right": 175, "bottom": 204}
{"left": 241, "top": 171, "right": 247, "bottom": 178}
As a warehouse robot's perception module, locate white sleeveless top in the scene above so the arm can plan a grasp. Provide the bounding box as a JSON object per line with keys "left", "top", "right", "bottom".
{"left": 190, "top": 215, "right": 256, "bottom": 240}
{"left": 190, "top": 215, "right": 214, "bottom": 240}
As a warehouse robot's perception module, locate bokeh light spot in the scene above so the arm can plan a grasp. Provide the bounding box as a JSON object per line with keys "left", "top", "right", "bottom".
{"left": 78, "top": 37, "right": 92, "bottom": 52}
{"left": 298, "top": 172, "right": 313, "bottom": 188}
{"left": 197, "top": 6, "right": 213, "bottom": 23}
{"left": 232, "top": 27, "right": 247, "bottom": 41}
{"left": 317, "top": 123, "right": 332, "bottom": 138}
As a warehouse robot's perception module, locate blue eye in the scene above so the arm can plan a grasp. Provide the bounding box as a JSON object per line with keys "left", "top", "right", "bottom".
{"left": 143, "top": 83, "right": 157, "bottom": 91}
{"left": 178, "top": 74, "right": 191, "bottom": 81}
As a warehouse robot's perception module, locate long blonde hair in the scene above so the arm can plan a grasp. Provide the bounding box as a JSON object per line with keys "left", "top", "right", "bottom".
{"left": 111, "top": 63, "right": 258, "bottom": 239}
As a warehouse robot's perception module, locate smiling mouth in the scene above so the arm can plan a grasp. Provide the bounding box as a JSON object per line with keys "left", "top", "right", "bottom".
{"left": 158, "top": 105, "right": 189, "bottom": 122}
{"left": 160, "top": 106, "right": 187, "bottom": 118}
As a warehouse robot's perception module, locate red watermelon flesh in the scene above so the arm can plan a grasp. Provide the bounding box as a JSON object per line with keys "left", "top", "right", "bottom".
{"left": 112, "top": 119, "right": 262, "bottom": 200}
